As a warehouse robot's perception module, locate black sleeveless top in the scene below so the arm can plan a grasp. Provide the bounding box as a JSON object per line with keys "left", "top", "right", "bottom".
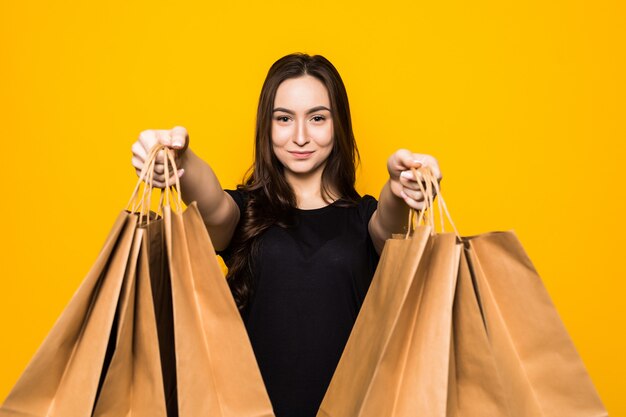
{"left": 216, "top": 189, "right": 380, "bottom": 417}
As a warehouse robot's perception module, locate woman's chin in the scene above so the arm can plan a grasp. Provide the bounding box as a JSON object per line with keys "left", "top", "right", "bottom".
{"left": 284, "top": 164, "right": 323, "bottom": 177}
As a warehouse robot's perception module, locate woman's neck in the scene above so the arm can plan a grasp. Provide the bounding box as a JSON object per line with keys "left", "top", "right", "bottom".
{"left": 285, "top": 170, "right": 340, "bottom": 209}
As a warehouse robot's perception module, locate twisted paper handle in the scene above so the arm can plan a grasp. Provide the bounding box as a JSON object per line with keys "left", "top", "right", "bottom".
{"left": 404, "top": 165, "right": 460, "bottom": 239}
{"left": 125, "top": 144, "right": 183, "bottom": 225}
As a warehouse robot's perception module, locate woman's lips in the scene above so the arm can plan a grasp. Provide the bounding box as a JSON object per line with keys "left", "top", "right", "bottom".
{"left": 289, "top": 151, "right": 314, "bottom": 159}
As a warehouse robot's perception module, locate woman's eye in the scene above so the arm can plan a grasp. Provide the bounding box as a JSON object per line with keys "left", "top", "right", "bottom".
{"left": 275, "top": 115, "right": 325, "bottom": 122}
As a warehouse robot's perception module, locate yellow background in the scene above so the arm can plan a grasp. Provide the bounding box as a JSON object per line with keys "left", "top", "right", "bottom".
{"left": 1, "top": 0, "right": 624, "bottom": 414}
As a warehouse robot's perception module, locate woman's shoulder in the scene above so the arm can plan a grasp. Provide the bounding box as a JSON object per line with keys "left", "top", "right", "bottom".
{"left": 359, "top": 193, "right": 377, "bottom": 204}
{"left": 331, "top": 193, "right": 377, "bottom": 224}
{"left": 356, "top": 194, "right": 378, "bottom": 222}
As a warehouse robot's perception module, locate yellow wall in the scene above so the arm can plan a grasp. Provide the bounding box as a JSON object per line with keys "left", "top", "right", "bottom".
{"left": 1, "top": 0, "right": 623, "bottom": 414}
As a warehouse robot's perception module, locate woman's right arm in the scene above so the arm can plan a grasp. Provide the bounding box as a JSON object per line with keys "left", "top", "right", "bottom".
{"left": 131, "top": 126, "right": 240, "bottom": 251}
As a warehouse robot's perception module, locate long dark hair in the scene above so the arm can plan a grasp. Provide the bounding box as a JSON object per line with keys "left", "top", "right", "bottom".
{"left": 226, "top": 52, "right": 362, "bottom": 311}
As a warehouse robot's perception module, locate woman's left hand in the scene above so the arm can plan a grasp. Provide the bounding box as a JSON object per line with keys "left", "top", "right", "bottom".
{"left": 387, "top": 149, "right": 442, "bottom": 210}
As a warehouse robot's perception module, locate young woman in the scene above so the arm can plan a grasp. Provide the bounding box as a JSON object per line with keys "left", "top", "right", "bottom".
{"left": 130, "top": 52, "right": 442, "bottom": 417}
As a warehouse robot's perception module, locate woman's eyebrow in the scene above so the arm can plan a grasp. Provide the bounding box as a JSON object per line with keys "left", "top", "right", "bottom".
{"left": 272, "top": 106, "right": 331, "bottom": 115}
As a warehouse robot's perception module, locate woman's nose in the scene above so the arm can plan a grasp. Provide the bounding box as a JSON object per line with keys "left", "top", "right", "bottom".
{"left": 293, "top": 122, "right": 310, "bottom": 146}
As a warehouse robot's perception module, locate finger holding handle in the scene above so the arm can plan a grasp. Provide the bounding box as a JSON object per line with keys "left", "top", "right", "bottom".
{"left": 131, "top": 127, "right": 188, "bottom": 189}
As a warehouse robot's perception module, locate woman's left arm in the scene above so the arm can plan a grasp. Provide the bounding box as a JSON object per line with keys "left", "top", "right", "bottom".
{"left": 368, "top": 149, "right": 442, "bottom": 255}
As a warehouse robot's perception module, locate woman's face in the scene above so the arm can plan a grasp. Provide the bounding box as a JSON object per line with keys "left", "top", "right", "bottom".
{"left": 271, "top": 75, "right": 334, "bottom": 182}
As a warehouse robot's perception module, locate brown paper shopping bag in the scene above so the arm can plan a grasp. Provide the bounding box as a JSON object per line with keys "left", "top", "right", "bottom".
{"left": 315, "top": 219, "right": 431, "bottom": 416}
{"left": 447, "top": 247, "right": 512, "bottom": 416}
{"left": 0, "top": 212, "right": 139, "bottom": 417}
{"left": 320, "top": 165, "right": 607, "bottom": 417}
{"left": 143, "top": 212, "right": 178, "bottom": 417}
{"left": 88, "top": 144, "right": 194, "bottom": 417}
{"left": 1, "top": 143, "right": 275, "bottom": 417}
{"left": 408, "top": 165, "right": 607, "bottom": 417}
{"left": 318, "top": 174, "right": 460, "bottom": 417}
{"left": 356, "top": 231, "right": 460, "bottom": 417}
{"left": 422, "top": 162, "right": 607, "bottom": 417}
{"left": 91, "top": 227, "right": 169, "bottom": 417}
{"left": 145, "top": 146, "right": 274, "bottom": 417}
{"left": 0, "top": 144, "right": 175, "bottom": 417}
{"left": 457, "top": 230, "right": 607, "bottom": 416}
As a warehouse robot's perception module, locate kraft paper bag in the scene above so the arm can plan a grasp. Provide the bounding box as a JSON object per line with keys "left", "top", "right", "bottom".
{"left": 163, "top": 202, "right": 274, "bottom": 417}
{"left": 315, "top": 219, "right": 431, "bottom": 417}
{"left": 447, "top": 246, "right": 512, "bottom": 416}
{"left": 461, "top": 230, "right": 608, "bottom": 416}
{"left": 355, "top": 231, "right": 460, "bottom": 417}
{"left": 1, "top": 143, "right": 275, "bottom": 417}
{"left": 319, "top": 165, "right": 607, "bottom": 417}
{"left": 318, "top": 167, "right": 460, "bottom": 417}
{"left": 144, "top": 213, "right": 179, "bottom": 417}
{"left": 439, "top": 164, "right": 607, "bottom": 416}
{"left": 91, "top": 228, "right": 168, "bottom": 417}
{"left": 144, "top": 145, "right": 275, "bottom": 417}
{"left": 0, "top": 144, "right": 169, "bottom": 417}
{"left": 0, "top": 211, "right": 138, "bottom": 417}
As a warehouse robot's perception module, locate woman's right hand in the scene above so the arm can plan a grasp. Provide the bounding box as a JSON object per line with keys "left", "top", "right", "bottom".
{"left": 131, "top": 126, "right": 189, "bottom": 188}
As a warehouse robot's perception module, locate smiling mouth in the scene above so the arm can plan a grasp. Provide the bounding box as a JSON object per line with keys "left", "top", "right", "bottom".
{"left": 288, "top": 150, "right": 315, "bottom": 159}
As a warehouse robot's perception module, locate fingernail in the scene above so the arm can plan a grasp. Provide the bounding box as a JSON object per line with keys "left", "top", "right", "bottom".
{"left": 178, "top": 169, "right": 184, "bottom": 177}
{"left": 401, "top": 171, "right": 413, "bottom": 179}
{"left": 174, "top": 142, "right": 183, "bottom": 148}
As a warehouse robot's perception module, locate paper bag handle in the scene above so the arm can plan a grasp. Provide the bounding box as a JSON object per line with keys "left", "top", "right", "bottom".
{"left": 125, "top": 144, "right": 183, "bottom": 224}
{"left": 404, "top": 165, "right": 460, "bottom": 239}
